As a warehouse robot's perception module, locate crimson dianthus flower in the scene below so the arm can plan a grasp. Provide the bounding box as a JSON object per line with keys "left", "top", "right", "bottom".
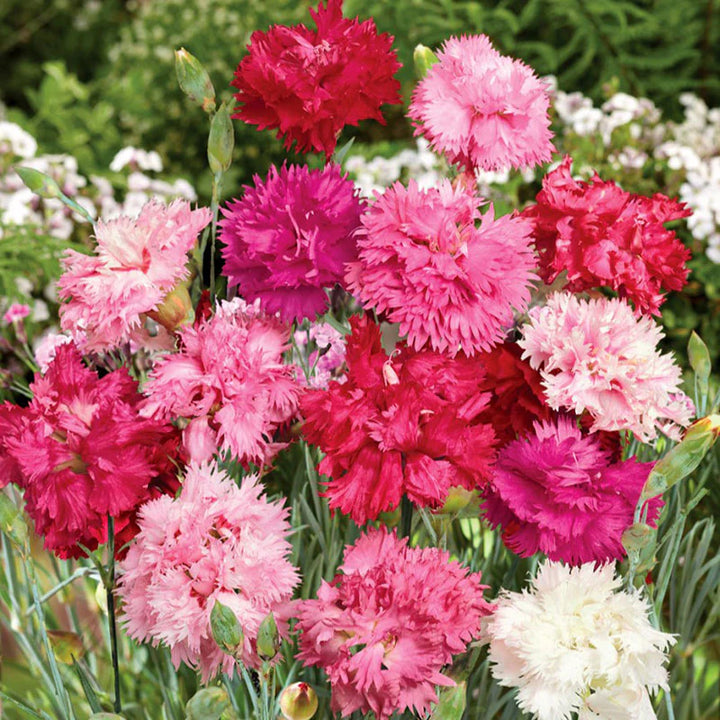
{"left": 231, "top": 0, "right": 402, "bottom": 157}
{"left": 296, "top": 528, "right": 493, "bottom": 719}
{"left": 0, "top": 344, "right": 179, "bottom": 558}
{"left": 219, "top": 164, "right": 363, "bottom": 322}
{"left": 523, "top": 156, "right": 691, "bottom": 315}
{"left": 300, "top": 316, "right": 496, "bottom": 524}
{"left": 482, "top": 416, "right": 662, "bottom": 565}
{"left": 346, "top": 180, "right": 537, "bottom": 356}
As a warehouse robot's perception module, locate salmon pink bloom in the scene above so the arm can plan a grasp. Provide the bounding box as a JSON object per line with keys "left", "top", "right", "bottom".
{"left": 231, "top": 0, "right": 402, "bottom": 157}
{"left": 219, "top": 164, "right": 363, "bottom": 322}
{"left": 296, "top": 528, "right": 493, "bottom": 719}
{"left": 409, "top": 35, "right": 554, "bottom": 171}
{"left": 346, "top": 180, "right": 536, "bottom": 356}
{"left": 300, "top": 316, "right": 496, "bottom": 524}
{"left": 1, "top": 344, "right": 179, "bottom": 558}
{"left": 58, "top": 199, "right": 211, "bottom": 351}
{"left": 117, "top": 462, "right": 299, "bottom": 681}
{"left": 522, "top": 156, "right": 691, "bottom": 315}
{"left": 142, "top": 299, "right": 300, "bottom": 466}
{"left": 482, "top": 416, "right": 661, "bottom": 564}
{"left": 519, "top": 292, "right": 693, "bottom": 442}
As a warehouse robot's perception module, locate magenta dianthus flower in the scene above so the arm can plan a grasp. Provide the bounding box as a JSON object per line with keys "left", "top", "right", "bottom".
{"left": 482, "top": 416, "right": 662, "bottom": 564}
{"left": 117, "top": 462, "right": 299, "bottom": 681}
{"left": 220, "top": 164, "right": 363, "bottom": 322}
{"left": 142, "top": 299, "right": 300, "bottom": 466}
{"left": 58, "top": 199, "right": 211, "bottom": 351}
{"left": 519, "top": 292, "right": 693, "bottom": 441}
{"left": 346, "top": 180, "right": 536, "bottom": 355}
{"left": 296, "top": 528, "right": 493, "bottom": 719}
{"left": 409, "top": 35, "right": 554, "bottom": 172}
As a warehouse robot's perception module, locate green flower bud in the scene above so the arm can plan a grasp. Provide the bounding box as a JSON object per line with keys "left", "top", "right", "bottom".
{"left": 210, "top": 600, "right": 244, "bottom": 655}
{"left": 185, "top": 688, "right": 231, "bottom": 720}
{"left": 175, "top": 48, "right": 216, "bottom": 113}
{"left": 256, "top": 612, "right": 279, "bottom": 661}
{"left": 279, "top": 682, "right": 319, "bottom": 720}
{"left": 208, "top": 101, "right": 235, "bottom": 174}
{"left": 413, "top": 44, "right": 439, "bottom": 79}
{"left": 15, "top": 166, "right": 61, "bottom": 198}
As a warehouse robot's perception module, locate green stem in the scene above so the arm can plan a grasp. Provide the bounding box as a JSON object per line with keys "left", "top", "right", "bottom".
{"left": 210, "top": 171, "right": 223, "bottom": 303}
{"left": 106, "top": 515, "right": 122, "bottom": 713}
{"left": 400, "top": 496, "right": 413, "bottom": 539}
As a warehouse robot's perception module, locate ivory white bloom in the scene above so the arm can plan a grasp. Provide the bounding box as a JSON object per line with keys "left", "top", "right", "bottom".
{"left": 485, "top": 561, "right": 675, "bottom": 720}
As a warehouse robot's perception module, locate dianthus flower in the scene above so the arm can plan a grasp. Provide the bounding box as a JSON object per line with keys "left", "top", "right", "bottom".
{"left": 219, "top": 164, "right": 363, "bottom": 322}
{"left": 117, "top": 462, "right": 298, "bottom": 681}
{"left": 292, "top": 322, "right": 347, "bottom": 389}
{"left": 58, "top": 199, "right": 211, "bottom": 351}
{"left": 0, "top": 344, "right": 179, "bottom": 558}
{"left": 476, "top": 341, "right": 551, "bottom": 445}
{"left": 523, "top": 156, "right": 691, "bottom": 315}
{"left": 231, "top": 0, "right": 401, "bottom": 157}
{"left": 142, "top": 299, "right": 300, "bottom": 466}
{"left": 486, "top": 560, "right": 675, "bottom": 720}
{"left": 482, "top": 416, "right": 661, "bottom": 564}
{"left": 408, "top": 35, "right": 554, "bottom": 172}
{"left": 296, "top": 528, "right": 493, "bottom": 719}
{"left": 300, "top": 316, "right": 496, "bottom": 524}
{"left": 346, "top": 180, "right": 536, "bottom": 356}
{"left": 519, "top": 292, "right": 693, "bottom": 442}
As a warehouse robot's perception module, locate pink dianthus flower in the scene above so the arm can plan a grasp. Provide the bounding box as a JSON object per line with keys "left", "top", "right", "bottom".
{"left": 482, "top": 416, "right": 662, "bottom": 564}
{"left": 58, "top": 199, "right": 211, "bottom": 351}
{"left": 519, "top": 292, "right": 693, "bottom": 442}
{"left": 142, "top": 299, "right": 300, "bottom": 466}
{"left": 408, "top": 35, "right": 554, "bottom": 172}
{"left": 296, "top": 527, "right": 493, "bottom": 719}
{"left": 522, "top": 156, "right": 691, "bottom": 315}
{"left": 3, "top": 303, "right": 30, "bottom": 324}
{"left": 300, "top": 316, "right": 496, "bottom": 524}
{"left": 346, "top": 180, "right": 536, "bottom": 356}
{"left": 219, "top": 164, "right": 363, "bottom": 322}
{"left": 117, "top": 462, "right": 298, "bottom": 681}
{"left": 0, "top": 344, "right": 179, "bottom": 558}
{"left": 231, "top": 0, "right": 402, "bottom": 157}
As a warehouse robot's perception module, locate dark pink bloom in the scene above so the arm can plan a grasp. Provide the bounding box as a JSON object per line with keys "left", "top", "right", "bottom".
{"left": 231, "top": 0, "right": 402, "bottom": 157}
{"left": 1, "top": 344, "right": 179, "bottom": 558}
{"left": 346, "top": 180, "right": 537, "bottom": 356}
{"left": 481, "top": 416, "right": 662, "bottom": 564}
{"left": 522, "top": 156, "right": 691, "bottom": 315}
{"left": 296, "top": 528, "right": 493, "bottom": 719}
{"left": 409, "top": 35, "right": 554, "bottom": 171}
{"left": 300, "top": 316, "right": 496, "bottom": 524}
{"left": 219, "top": 164, "right": 363, "bottom": 322}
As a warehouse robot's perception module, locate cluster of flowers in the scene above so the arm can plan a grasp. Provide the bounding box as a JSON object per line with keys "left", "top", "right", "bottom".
{"left": 1, "top": 1, "right": 693, "bottom": 718}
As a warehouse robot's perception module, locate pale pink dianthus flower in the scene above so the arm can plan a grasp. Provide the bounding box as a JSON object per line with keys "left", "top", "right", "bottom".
{"left": 346, "top": 180, "right": 536, "bottom": 356}
{"left": 117, "top": 462, "right": 298, "bottom": 681}
{"left": 296, "top": 528, "right": 493, "bottom": 719}
{"left": 519, "top": 292, "right": 693, "bottom": 441}
{"left": 409, "top": 35, "right": 554, "bottom": 172}
{"left": 58, "top": 199, "right": 211, "bottom": 351}
{"left": 142, "top": 299, "right": 300, "bottom": 465}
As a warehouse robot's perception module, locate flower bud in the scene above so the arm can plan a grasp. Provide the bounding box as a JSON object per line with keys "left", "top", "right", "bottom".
{"left": 641, "top": 414, "right": 720, "bottom": 500}
{"left": 208, "top": 101, "right": 235, "bottom": 174}
{"left": 439, "top": 486, "right": 477, "bottom": 514}
{"left": 279, "top": 682, "right": 319, "bottom": 720}
{"left": 185, "top": 687, "right": 231, "bottom": 720}
{"left": 210, "top": 600, "right": 244, "bottom": 655}
{"left": 413, "top": 44, "right": 439, "bottom": 79}
{"left": 15, "top": 166, "right": 61, "bottom": 198}
{"left": 175, "top": 48, "right": 216, "bottom": 113}
{"left": 256, "top": 611, "right": 279, "bottom": 661}
{"left": 47, "top": 630, "right": 85, "bottom": 664}
{"left": 688, "top": 331, "right": 711, "bottom": 400}
{"left": 147, "top": 284, "right": 194, "bottom": 333}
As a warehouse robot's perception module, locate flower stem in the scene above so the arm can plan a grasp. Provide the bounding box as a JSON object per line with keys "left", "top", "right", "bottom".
{"left": 210, "top": 170, "right": 223, "bottom": 304}
{"left": 106, "top": 515, "right": 122, "bottom": 713}
{"left": 400, "top": 496, "right": 413, "bottom": 538}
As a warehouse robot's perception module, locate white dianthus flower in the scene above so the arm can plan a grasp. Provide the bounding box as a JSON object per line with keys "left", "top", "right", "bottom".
{"left": 485, "top": 561, "right": 675, "bottom": 720}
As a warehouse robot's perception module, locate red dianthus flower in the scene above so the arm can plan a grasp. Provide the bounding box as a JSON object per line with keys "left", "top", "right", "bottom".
{"left": 300, "top": 316, "right": 496, "bottom": 524}
{"left": 1, "top": 344, "right": 179, "bottom": 558}
{"left": 231, "top": 0, "right": 402, "bottom": 157}
{"left": 523, "top": 156, "right": 691, "bottom": 315}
